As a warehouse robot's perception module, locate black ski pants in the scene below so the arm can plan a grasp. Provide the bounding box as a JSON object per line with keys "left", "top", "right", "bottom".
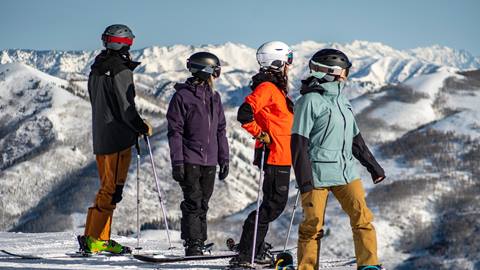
{"left": 178, "top": 164, "right": 216, "bottom": 241}
{"left": 238, "top": 165, "right": 291, "bottom": 258}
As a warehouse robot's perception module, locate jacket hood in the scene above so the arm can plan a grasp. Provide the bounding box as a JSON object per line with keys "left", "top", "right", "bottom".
{"left": 251, "top": 69, "right": 288, "bottom": 92}
{"left": 174, "top": 77, "right": 212, "bottom": 98}
{"left": 300, "top": 77, "right": 345, "bottom": 96}
{"left": 91, "top": 50, "right": 140, "bottom": 72}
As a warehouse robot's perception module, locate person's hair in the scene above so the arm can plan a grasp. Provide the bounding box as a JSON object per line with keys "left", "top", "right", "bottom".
{"left": 207, "top": 76, "right": 215, "bottom": 92}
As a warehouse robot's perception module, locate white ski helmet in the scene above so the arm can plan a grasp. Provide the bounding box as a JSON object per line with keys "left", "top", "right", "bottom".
{"left": 256, "top": 41, "right": 293, "bottom": 70}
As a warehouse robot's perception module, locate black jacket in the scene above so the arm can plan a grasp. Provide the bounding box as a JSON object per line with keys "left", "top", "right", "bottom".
{"left": 88, "top": 50, "right": 148, "bottom": 155}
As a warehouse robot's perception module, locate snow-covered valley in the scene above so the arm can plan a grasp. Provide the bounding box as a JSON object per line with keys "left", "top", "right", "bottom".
{"left": 1, "top": 40, "right": 480, "bottom": 269}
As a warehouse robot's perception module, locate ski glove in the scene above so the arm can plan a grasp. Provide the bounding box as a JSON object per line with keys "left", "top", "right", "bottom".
{"left": 219, "top": 162, "right": 229, "bottom": 180}
{"left": 256, "top": 131, "right": 271, "bottom": 145}
{"left": 172, "top": 165, "right": 185, "bottom": 182}
{"left": 143, "top": 120, "right": 153, "bottom": 136}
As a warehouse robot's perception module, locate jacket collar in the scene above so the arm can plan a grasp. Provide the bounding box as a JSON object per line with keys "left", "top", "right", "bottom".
{"left": 174, "top": 77, "right": 212, "bottom": 98}
{"left": 300, "top": 77, "right": 342, "bottom": 96}
{"left": 92, "top": 50, "right": 141, "bottom": 72}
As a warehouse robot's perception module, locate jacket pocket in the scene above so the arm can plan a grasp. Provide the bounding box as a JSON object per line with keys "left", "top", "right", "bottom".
{"left": 309, "top": 146, "right": 339, "bottom": 163}
{"left": 183, "top": 139, "right": 204, "bottom": 156}
{"left": 310, "top": 147, "right": 342, "bottom": 182}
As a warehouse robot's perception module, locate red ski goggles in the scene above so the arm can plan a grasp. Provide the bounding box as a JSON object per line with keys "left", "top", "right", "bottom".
{"left": 102, "top": 35, "right": 134, "bottom": 46}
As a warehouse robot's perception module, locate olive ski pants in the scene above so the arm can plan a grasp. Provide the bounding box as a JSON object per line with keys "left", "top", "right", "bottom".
{"left": 297, "top": 179, "right": 378, "bottom": 270}
{"left": 84, "top": 147, "right": 131, "bottom": 241}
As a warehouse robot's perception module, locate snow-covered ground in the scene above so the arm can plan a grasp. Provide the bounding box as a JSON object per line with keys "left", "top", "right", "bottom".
{"left": 0, "top": 232, "right": 399, "bottom": 269}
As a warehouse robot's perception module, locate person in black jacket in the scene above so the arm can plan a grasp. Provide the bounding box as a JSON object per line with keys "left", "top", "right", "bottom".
{"left": 77, "top": 24, "right": 152, "bottom": 255}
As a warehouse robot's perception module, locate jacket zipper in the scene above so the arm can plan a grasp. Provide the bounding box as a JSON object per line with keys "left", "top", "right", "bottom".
{"left": 319, "top": 110, "right": 332, "bottom": 146}
{"left": 335, "top": 87, "right": 348, "bottom": 183}
{"left": 204, "top": 90, "right": 211, "bottom": 163}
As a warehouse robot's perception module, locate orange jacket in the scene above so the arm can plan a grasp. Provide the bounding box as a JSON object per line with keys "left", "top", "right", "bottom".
{"left": 241, "top": 82, "right": 294, "bottom": 166}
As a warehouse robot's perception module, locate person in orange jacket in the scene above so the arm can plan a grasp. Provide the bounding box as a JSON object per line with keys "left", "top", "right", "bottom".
{"left": 230, "top": 41, "right": 294, "bottom": 267}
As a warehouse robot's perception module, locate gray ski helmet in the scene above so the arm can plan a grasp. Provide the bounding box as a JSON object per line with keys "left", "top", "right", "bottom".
{"left": 186, "top": 52, "right": 221, "bottom": 80}
{"left": 101, "top": 24, "right": 135, "bottom": 51}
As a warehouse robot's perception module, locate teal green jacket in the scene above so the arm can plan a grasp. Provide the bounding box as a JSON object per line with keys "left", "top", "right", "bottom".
{"left": 291, "top": 78, "right": 385, "bottom": 193}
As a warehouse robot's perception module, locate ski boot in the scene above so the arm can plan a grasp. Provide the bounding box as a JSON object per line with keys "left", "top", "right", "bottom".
{"left": 201, "top": 242, "right": 215, "bottom": 254}
{"left": 77, "top": 235, "right": 132, "bottom": 255}
{"left": 254, "top": 242, "right": 274, "bottom": 265}
{"left": 358, "top": 265, "right": 385, "bottom": 270}
{"left": 229, "top": 252, "right": 252, "bottom": 268}
{"left": 184, "top": 239, "right": 204, "bottom": 256}
{"left": 274, "top": 251, "right": 294, "bottom": 269}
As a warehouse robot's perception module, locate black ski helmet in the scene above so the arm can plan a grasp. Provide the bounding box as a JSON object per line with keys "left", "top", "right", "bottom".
{"left": 102, "top": 24, "right": 135, "bottom": 51}
{"left": 309, "top": 48, "right": 352, "bottom": 80}
{"left": 186, "top": 52, "right": 221, "bottom": 81}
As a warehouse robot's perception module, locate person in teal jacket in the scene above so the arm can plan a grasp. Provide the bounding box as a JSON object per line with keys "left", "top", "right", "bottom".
{"left": 291, "top": 49, "right": 385, "bottom": 270}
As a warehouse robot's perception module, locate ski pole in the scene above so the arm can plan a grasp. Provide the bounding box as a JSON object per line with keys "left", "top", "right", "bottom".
{"left": 283, "top": 189, "right": 300, "bottom": 252}
{"left": 135, "top": 141, "right": 142, "bottom": 252}
{"left": 144, "top": 135, "right": 174, "bottom": 250}
{"left": 251, "top": 144, "right": 266, "bottom": 267}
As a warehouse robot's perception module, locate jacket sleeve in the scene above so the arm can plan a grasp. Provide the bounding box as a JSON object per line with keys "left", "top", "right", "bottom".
{"left": 217, "top": 94, "right": 229, "bottom": 165}
{"left": 112, "top": 69, "right": 148, "bottom": 134}
{"left": 291, "top": 96, "right": 317, "bottom": 194}
{"left": 166, "top": 93, "right": 185, "bottom": 166}
{"left": 352, "top": 132, "right": 385, "bottom": 182}
{"left": 237, "top": 83, "right": 273, "bottom": 137}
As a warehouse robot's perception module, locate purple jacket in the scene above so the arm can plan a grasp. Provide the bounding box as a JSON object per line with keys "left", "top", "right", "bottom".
{"left": 167, "top": 78, "right": 229, "bottom": 167}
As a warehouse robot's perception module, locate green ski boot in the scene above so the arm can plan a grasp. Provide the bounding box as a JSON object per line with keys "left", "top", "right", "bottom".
{"left": 77, "top": 235, "right": 131, "bottom": 255}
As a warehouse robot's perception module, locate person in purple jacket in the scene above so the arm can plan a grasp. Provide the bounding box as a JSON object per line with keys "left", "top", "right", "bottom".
{"left": 166, "top": 52, "right": 229, "bottom": 256}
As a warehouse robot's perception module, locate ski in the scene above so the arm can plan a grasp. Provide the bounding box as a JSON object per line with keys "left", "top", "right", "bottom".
{"left": 224, "top": 265, "right": 275, "bottom": 270}
{"left": 65, "top": 251, "right": 132, "bottom": 258}
{"left": 225, "top": 258, "right": 355, "bottom": 269}
{"left": 0, "top": 249, "right": 42, "bottom": 260}
{"left": 133, "top": 252, "right": 237, "bottom": 263}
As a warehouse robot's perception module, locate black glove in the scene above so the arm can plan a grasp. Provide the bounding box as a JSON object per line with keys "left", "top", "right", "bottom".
{"left": 219, "top": 162, "right": 229, "bottom": 180}
{"left": 172, "top": 165, "right": 185, "bottom": 182}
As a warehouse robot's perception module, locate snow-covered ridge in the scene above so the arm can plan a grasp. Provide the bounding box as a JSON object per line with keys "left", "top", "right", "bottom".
{"left": 2, "top": 40, "right": 479, "bottom": 104}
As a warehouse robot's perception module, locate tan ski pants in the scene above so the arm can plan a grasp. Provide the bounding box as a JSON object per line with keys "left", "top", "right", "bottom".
{"left": 84, "top": 147, "right": 131, "bottom": 240}
{"left": 297, "top": 179, "right": 378, "bottom": 269}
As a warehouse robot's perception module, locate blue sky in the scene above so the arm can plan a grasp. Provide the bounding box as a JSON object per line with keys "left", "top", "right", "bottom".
{"left": 1, "top": 0, "right": 479, "bottom": 55}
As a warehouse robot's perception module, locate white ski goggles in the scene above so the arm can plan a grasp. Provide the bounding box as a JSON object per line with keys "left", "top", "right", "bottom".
{"left": 309, "top": 60, "right": 344, "bottom": 76}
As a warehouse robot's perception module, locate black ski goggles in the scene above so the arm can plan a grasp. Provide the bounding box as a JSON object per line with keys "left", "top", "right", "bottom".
{"left": 188, "top": 62, "right": 221, "bottom": 78}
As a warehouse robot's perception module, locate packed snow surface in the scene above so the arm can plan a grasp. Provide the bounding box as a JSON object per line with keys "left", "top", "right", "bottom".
{"left": 0, "top": 232, "right": 399, "bottom": 269}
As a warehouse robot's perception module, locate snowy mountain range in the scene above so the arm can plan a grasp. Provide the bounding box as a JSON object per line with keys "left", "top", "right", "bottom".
{"left": 1, "top": 40, "right": 480, "bottom": 269}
